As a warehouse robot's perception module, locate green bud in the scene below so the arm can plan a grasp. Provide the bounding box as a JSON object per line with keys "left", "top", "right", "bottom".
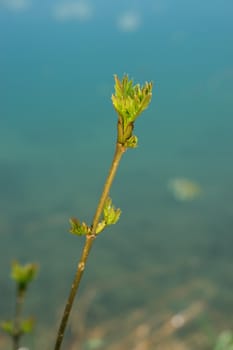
{"left": 112, "top": 75, "right": 153, "bottom": 147}
{"left": 103, "top": 197, "right": 121, "bottom": 226}
{"left": 125, "top": 135, "right": 138, "bottom": 148}
{"left": 96, "top": 220, "right": 106, "bottom": 235}
{"left": 69, "top": 218, "right": 90, "bottom": 236}
{"left": 11, "top": 261, "right": 38, "bottom": 293}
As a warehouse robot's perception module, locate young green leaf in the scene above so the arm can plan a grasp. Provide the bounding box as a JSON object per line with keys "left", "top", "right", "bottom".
{"left": 112, "top": 75, "right": 153, "bottom": 147}
{"left": 96, "top": 220, "right": 106, "bottom": 235}
{"left": 70, "top": 218, "right": 90, "bottom": 236}
{"left": 103, "top": 197, "right": 121, "bottom": 226}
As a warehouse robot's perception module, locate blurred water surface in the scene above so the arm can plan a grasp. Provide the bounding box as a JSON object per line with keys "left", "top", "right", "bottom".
{"left": 0, "top": 0, "right": 233, "bottom": 348}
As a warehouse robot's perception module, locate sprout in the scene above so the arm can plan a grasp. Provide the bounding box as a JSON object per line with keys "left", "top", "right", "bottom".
{"left": 112, "top": 75, "right": 153, "bottom": 147}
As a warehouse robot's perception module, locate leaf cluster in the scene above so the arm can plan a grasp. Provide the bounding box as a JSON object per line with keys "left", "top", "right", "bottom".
{"left": 70, "top": 197, "right": 121, "bottom": 236}
{"left": 1, "top": 318, "right": 34, "bottom": 336}
{"left": 112, "top": 75, "right": 153, "bottom": 147}
{"left": 11, "top": 261, "right": 38, "bottom": 293}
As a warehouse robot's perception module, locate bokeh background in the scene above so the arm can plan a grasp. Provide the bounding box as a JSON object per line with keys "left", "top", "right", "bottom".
{"left": 0, "top": 0, "right": 233, "bottom": 349}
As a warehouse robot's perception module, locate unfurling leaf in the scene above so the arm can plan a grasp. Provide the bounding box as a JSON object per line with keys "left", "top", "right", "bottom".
{"left": 112, "top": 74, "right": 153, "bottom": 147}
{"left": 96, "top": 220, "right": 106, "bottom": 234}
{"left": 70, "top": 218, "right": 90, "bottom": 236}
{"left": 125, "top": 135, "right": 138, "bottom": 148}
{"left": 103, "top": 197, "right": 121, "bottom": 226}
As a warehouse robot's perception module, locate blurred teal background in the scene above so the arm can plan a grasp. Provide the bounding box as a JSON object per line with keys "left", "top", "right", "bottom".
{"left": 0, "top": 0, "right": 233, "bottom": 348}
